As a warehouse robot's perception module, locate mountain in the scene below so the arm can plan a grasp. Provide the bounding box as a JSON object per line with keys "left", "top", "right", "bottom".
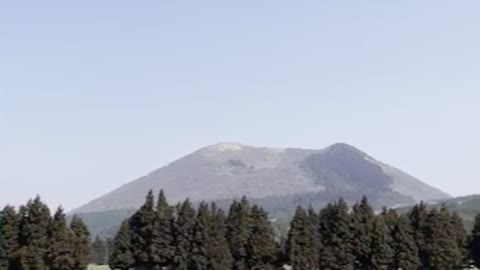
{"left": 72, "top": 142, "right": 450, "bottom": 236}
{"left": 74, "top": 142, "right": 449, "bottom": 213}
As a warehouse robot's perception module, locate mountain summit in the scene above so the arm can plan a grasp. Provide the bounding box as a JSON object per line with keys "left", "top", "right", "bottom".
{"left": 73, "top": 142, "right": 450, "bottom": 214}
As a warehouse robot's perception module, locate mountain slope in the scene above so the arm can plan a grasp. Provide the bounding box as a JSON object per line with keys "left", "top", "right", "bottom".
{"left": 74, "top": 142, "right": 449, "bottom": 214}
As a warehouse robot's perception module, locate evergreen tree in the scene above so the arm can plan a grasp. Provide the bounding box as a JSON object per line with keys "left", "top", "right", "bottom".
{"left": 129, "top": 190, "right": 156, "bottom": 267}
{"left": 286, "top": 206, "right": 317, "bottom": 270}
{"left": 0, "top": 238, "right": 5, "bottom": 270}
{"left": 0, "top": 206, "right": 18, "bottom": 270}
{"left": 10, "top": 205, "right": 28, "bottom": 270}
{"left": 424, "top": 207, "right": 463, "bottom": 270}
{"left": 246, "top": 205, "right": 276, "bottom": 270}
{"left": 109, "top": 221, "right": 134, "bottom": 270}
{"left": 191, "top": 202, "right": 210, "bottom": 270}
{"left": 306, "top": 206, "right": 320, "bottom": 270}
{"left": 450, "top": 211, "right": 467, "bottom": 268}
{"left": 208, "top": 204, "right": 232, "bottom": 270}
{"left": 172, "top": 199, "right": 196, "bottom": 270}
{"left": 350, "top": 196, "right": 375, "bottom": 270}
{"left": 369, "top": 216, "right": 393, "bottom": 270}
{"left": 390, "top": 215, "right": 419, "bottom": 270}
{"left": 318, "top": 199, "right": 353, "bottom": 270}
{"left": 469, "top": 213, "right": 480, "bottom": 268}
{"left": 226, "top": 197, "right": 251, "bottom": 270}
{"left": 92, "top": 236, "right": 108, "bottom": 265}
{"left": 47, "top": 207, "right": 75, "bottom": 270}
{"left": 0, "top": 209, "right": 6, "bottom": 270}
{"left": 15, "top": 197, "right": 51, "bottom": 270}
{"left": 106, "top": 237, "right": 114, "bottom": 261}
{"left": 151, "top": 190, "right": 174, "bottom": 269}
{"left": 0, "top": 230, "right": 5, "bottom": 270}
{"left": 70, "top": 215, "right": 91, "bottom": 270}
{"left": 408, "top": 202, "right": 429, "bottom": 268}
{"left": 380, "top": 208, "right": 398, "bottom": 234}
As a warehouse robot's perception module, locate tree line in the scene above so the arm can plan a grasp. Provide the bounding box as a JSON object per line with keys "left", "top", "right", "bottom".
{"left": 0, "top": 196, "right": 91, "bottom": 270}
{"left": 5, "top": 192, "right": 480, "bottom": 270}
{"left": 107, "top": 190, "right": 480, "bottom": 270}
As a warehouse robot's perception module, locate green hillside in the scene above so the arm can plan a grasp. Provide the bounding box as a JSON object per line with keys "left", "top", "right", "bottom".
{"left": 79, "top": 194, "right": 480, "bottom": 238}
{"left": 432, "top": 194, "right": 480, "bottom": 231}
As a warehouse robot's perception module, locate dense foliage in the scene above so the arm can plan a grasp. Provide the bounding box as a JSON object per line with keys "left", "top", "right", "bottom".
{"left": 4, "top": 192, "right": 480, "bottom": 270}
{"left": 106, "top": 190, "right": 478, "bottom": 270}
{"left": 0, "top": 196, "right": 91, "bottom": 270}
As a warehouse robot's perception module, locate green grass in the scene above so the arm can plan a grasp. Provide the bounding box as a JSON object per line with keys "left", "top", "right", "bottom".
{"left": 88, "top": 265, "right": 111, "bottom": 270}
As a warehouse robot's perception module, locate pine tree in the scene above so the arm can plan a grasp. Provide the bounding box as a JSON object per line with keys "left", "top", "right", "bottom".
{"left": 15, "top": 197, "right": 51, "bottom": 270}
{"left": 70, "top": 215, "right": 91, "bottom": 270}
{"left": 47, "top": 207, "right": 75, "bottom": 270}
{"left": 450, "top": 211, "right": 467, "bottom": 268}
{"left": 106, "top": 237, "right": 114, "bottom": 261}
{"left": 390, "top": 215, "right": 419, "bottom": 270}
{"left": 129, "top": 190, "right": 156, "bottom": 267}
{"left": 207, "top": 204, "right": 232, "bottom": 270}
{"left": 172, "top": 199, "right": 196, "bottom": 270}
{"left": 246, "top": 205, "right": 276, "bottom": 270}
{"left": 226, "top": 197, "right": 251, "bottom": 270}
{"left": 0, "top": 210, "right": 6, "bottom": 270}
{"left": 0, "top": 206, "right": 18, "bottom": 270}
{"left": 306, "top": 206, "right": 320, "bottom": 270}
{"left": 318, "top": 199, "right": 353, "bottom": 270}
{"left": 109, "top": 221, "right": 134, "bottom": 270}
{"left": 151, "top": 190, "right": 174, "bottom": 269}
{"left": 424, "top": 207, "right": 463, "bottom": 270}
{"left": 286, "top": 206, "right": 317, "bottom": 270}
{"left": 469, "top": 213, "right": 480, "bottom": 268}
{"left": 0, "top": 230, "right": 5, "bottom": 270}
{"left": 92, "top": 236, "right": 108, "bottom": 265}
{"left": 380, "top": 208, "right": 398, "bottom": 234}
{"left": 191, "top": 202, "right": 210, "bottom": 270}
{"left": 369, "top": 216, "right": 393, "bottom": 270}
{"left": 350, "top": 196, "right": 375, "bottom": 270}
{"left": 10, "top": 205, "right": 28, "bottom": 270}
{"left": 408, "top": 202, "right": 429, "bottom": 269}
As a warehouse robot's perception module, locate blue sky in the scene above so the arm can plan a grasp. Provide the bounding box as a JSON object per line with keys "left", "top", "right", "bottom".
{"left": 2, "top": 0, "right": 480, "bottom": 210}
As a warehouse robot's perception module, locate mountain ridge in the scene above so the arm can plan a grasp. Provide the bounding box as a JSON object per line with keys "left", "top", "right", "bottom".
{"left": 73, "top": 142, "right": 450, "bottom": 214}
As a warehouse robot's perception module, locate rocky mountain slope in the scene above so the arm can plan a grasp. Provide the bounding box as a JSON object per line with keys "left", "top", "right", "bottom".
{"left": 74, "top": 142, "right": 449, "bottom": 215}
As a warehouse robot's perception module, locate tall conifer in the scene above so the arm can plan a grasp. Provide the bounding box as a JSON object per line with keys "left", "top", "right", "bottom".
{"left": 450, "top": 211, "right": 467, "bottom": 267}
{"left": 318, "top": 199, "right": 353, "bottom": 270}
{"left": 208, "top": 204, "right": 232, "bottom": 270}
{"left": 369, "top": 216, "right": 393, "bottom": 270}
{"left": 92, "top": 236, "right": 108, "bottom": 265}
{"left": 47, "top": 207, "right": 75, "bottom": 270}
{"left": 70, "top": 215, "right": 91, "bottom": 270}
{"left": 408, "top": 202, "right": 429, "bottom": 268}
{"left": 173, "top": 199, "right": 196, "bottom": 270}
{"left": 109, "top": 221, "right": 134, "bottom": 270}
{"left": 350, "top": 196, "right": 375, "bottom": 270}
{"left": 390, "top": 215, "right": 419, "bottom": 270}
{"left": 247, "top": 205, "right": 276, "bottom": 270}
{"left": 469, "top": 214, "right": 480, "bottom": 268}
{"left": 151, "top": 190, "right": 174, "bottom": 269}
{"left": 0, "top": 206, "right": 18, "bottom": 270}
{"left": 424, "top": 207, "right": 463, "bottom": 270}
{"left": 286, "top": 206, "right": 317, "bottom": 270}
{"left": 226, "top": 197, "right": 251, "bottom": 270}
{"left": 191, "top": 203, "right": 210, "bottom": 270}
{"left": 15, "top": 197, "right": 51, "bottom": 270}
{"left": 129, "top": 190, "right": 156, "bottom": 267}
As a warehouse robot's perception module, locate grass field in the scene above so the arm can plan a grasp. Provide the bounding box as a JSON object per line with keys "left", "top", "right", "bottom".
{"left": 88, "top": 265, "right": 111, "bottom": 270}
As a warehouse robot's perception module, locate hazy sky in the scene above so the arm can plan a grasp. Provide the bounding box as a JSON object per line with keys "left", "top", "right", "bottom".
{"left": 2, "top": 0, "right": 480, "bottom": 211}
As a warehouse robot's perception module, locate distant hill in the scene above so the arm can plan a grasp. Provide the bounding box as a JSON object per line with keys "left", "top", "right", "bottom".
{"left": 72, "top": 142, "right": 450, "bottom": 236}
{"left": 412, "top": 194, "right": 480, "bottom": 232}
